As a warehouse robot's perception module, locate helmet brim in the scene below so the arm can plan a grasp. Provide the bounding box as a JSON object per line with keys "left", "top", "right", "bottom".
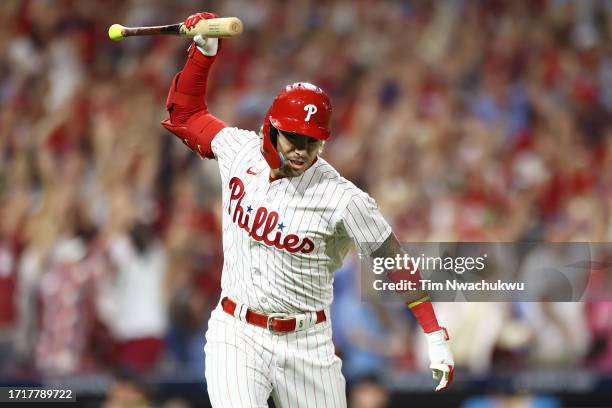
{"left": 270, "top": 117, "right": 330, "bottom": 141}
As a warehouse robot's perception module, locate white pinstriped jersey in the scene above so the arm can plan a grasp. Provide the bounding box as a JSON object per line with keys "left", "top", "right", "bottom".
{"left": 210, "top": 127, "right": 392, "bottom": 314}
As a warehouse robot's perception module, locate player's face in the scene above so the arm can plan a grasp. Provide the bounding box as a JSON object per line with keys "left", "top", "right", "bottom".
{"left": 276, "top": 131, "right": 322, "bottom": 177}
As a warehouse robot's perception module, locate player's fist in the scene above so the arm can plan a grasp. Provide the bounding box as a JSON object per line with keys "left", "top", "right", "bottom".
{"left": 184, "top": 12, "right": 220, "bottom": 56}
{"left": 426, "top": 328, "right": 454, "bottom": 392}
{"left": 183, "top": 12, "right": 219, "bottom": 29}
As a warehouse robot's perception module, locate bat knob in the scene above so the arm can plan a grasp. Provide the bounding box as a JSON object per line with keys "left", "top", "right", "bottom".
{"left": 108, "top": 24, "right": 125, "bottom": 41}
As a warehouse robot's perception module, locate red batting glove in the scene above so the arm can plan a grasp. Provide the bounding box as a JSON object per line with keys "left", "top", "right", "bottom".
{"left": 183, "top": 12, "right": 219, "bottom": 29}
{"left": 183, "top": 12, "right": 222, "bottom": 56}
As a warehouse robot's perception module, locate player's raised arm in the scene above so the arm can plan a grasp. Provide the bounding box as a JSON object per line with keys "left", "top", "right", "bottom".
{"left": 371, "top": 233, "right": 455, "bottom": 392}
{"left": 161, "top": 12, "right": 227, "bottom": 160}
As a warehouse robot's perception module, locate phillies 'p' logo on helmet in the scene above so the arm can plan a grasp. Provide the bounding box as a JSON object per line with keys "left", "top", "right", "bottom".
{"left": 261, "top": 82, "right": 332, "bottom": 169}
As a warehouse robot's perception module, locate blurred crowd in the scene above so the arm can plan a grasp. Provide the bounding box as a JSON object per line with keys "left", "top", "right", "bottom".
{"left": 1, "top": 0, "right": 612, "bottom": 403}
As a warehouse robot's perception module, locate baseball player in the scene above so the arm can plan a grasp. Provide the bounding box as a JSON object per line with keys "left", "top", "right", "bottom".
{"left": 162, "top": 12, "right": 454, "bottom": 408}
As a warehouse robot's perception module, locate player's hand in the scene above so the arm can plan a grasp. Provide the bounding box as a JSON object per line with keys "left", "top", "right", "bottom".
{"left": 426, "top": 327, "right": 454, "bottom": 392}
{"left": 183, "top": 12, "right": 220, "bottom": 56}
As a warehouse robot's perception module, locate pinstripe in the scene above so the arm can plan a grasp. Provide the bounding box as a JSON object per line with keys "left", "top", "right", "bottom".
{"left": 268, "top": 179, "right": 282, "bottom": 313}
{"left": 311, "top": 178, "right": 338, "bottom": 303}
{"left": 291, "top": 172, "right": 318, "bottom": 306}
{"left": 237, "top": 149, "right": 247, "bottom": 307}
{"left": 312, "top": 233, "right": 321, "bottom": 408}
{"left": 260, "top": 326, "right": 270, "bottom": 403}
{"left": 283, "top": 334, "right": 300, "bottom": 408}
{"left": 346, "top": 207, "right": 371, "bottom": 243}
{"left": 240, "top": 203, "right": 252, "bottom": 307}
{"left": 248, "top": 174, "right": 258, "bottom": 312}
{"left": 284, "top": 166, "right": 315, "bottom": 308}
{"left": 291, "top": 167, "right": 323, "bottom": 310}
{"left": 324, "top": 334, "right": 336, "bottom": 406}
{"left": 270, "top": 333, "right": 280, "bottom": 406}
{"left": 223, "top": 315, "right": 232, "bottom": 406}
{"left": 317, "top": 331, "right": 328, "bottom": 408}
{"left": 302, "top": 324, "right": 310, "bottom": 408}
{"left": 233, "top": 322, "right": 247, "bottom": 407}
{"left": 351, "top": 195, "right": 378, "bottom": 238}
{"left": 329, "top": 330, "right": 346, "bottom": 407}
{"left": 361, "top": 195, "right": 388, "bottom": 239}
{"left": 227, "top": 319, "right": 235, "bottom": 408}
{"left": 337, "top": 361, "right": 345, "bottom": 406}
{"left": 227, "top": 140, "right": 258, "bottom": 178}
{"left": 343, "top": 209, "right": 368, "bottom": 243}
{"left": 245, "top": 351, "right": 255, "bottom": 406}
{"left": 307, "top": 215, "right": 319, "bottom": 408}
{"left": 274, "top": 177, "right": 297, "bottom": 309}
{"left": 206, "top": 314, "right": 220, "bottom": 406}
{"left": 207, "top": 310, "right": 276, "bottom": 407}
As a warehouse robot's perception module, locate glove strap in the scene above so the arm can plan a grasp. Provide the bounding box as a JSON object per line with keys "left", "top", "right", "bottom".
{"left": 427, "top": 327, "right": 450, "bottom": 342}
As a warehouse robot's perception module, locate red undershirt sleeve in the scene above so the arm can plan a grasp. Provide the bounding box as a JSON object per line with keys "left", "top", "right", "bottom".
{"left": 161, "top": 44, "right": 226, "bottom": 159}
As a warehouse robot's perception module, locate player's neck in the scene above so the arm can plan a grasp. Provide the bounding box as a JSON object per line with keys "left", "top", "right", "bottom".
{"left": 269, "top": 157, "right": 317, "bottom": 181}
{"left": 269, "top": 170, "right": 281, "bottom": 182}
{"left": 269, "top": 167, "right": 292, "bottom": 181}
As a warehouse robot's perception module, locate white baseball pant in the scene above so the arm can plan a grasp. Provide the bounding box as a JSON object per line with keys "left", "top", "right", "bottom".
{"left": 204, "top": 304, "right": 347, "bottom": 407}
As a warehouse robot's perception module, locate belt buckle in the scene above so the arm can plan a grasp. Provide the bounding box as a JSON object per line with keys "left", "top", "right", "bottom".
{"left": 266, "top": 313, "right": 291, "bottom": 332}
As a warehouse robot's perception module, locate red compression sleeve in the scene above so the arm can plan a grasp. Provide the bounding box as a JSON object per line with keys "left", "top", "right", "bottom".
{"left": 168, "top": 44, "right": 215, "bottom": 123}
{"left": 388, "top": 263, "right": 422, "bottom": 289}
{"left": 409, "top": 297, "right": 442, "bottom": 333}
{"left": 162, "top": 44, "right": 226, "bottom": 158}
{"left": 387, "top": 263, "right": 441, "bottom": 333}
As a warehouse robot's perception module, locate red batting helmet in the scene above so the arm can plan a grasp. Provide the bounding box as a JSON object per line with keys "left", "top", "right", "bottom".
{"left": 261, "top": 82, "right": 332, "bottom": 169}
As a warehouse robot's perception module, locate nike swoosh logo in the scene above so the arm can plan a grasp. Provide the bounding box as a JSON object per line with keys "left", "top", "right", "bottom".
{"left": 246, "top": 166, "right": 259, "bottom": 175}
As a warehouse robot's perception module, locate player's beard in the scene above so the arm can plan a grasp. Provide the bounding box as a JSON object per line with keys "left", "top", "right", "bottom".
{"left": 278, "top": 151, "right": 312, "bottom": 177}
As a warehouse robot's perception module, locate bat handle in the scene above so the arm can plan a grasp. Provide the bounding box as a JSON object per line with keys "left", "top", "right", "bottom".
{"left": 108, "top": 23, "right": 181, "bottom": 41}
{"left": 130, "top": 24, "right": 181, "bottom": 37}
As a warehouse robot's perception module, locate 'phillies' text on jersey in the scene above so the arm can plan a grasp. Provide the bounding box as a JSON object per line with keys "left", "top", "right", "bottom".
{"left": 228, "top": 176, "right": 315, "bottom": 254}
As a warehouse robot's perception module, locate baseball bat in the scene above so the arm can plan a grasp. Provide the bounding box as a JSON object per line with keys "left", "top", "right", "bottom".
{"left": 108, "top": 17, "right": 243, "bottom": 41}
